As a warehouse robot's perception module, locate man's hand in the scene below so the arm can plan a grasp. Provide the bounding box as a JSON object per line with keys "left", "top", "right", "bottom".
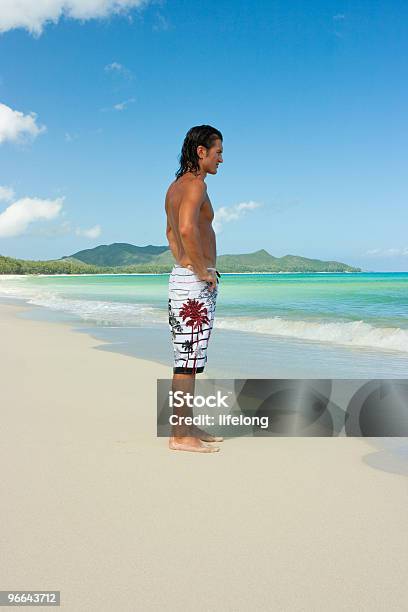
{"left": 198, "top": 269, "right": 217, "bottom": 292}
{"left": 186, "top": 265, "right": 217, "bottom": 291}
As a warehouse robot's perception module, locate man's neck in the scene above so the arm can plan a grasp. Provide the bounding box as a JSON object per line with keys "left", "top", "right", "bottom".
{"left": 187, "top": 168, "right": 207, "bottom": 180}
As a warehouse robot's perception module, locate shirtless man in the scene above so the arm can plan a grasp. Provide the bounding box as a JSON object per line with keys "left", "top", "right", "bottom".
{"left": 165, "top": 125, "right": 224, "bottom": 452}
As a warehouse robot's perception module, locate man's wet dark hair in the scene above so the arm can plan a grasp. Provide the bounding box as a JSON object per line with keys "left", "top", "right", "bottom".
{"left": 175, "top": 125, "right": 223, "bottom": 180}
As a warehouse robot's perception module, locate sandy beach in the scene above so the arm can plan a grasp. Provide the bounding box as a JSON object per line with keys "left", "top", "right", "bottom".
{"left": 1, "top": 300, "right": 407, "bottom": 611}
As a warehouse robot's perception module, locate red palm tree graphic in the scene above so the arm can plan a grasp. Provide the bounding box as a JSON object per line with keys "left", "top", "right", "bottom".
{"left": 179, "top": 298, "right": 210, "bottom": 372}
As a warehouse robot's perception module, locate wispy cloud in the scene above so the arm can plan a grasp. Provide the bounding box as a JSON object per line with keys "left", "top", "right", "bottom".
{"left": 0, "top": 185, "right": 15, "bottom": 202}
{"left": 29, "top": 220, "right": 73, "bottom": 237}
{"left": 0, "top": 1, "right": 152, "bottom": 37}
{"left": 65, "top": 131, "right": 79, "bottom": 142}
{"left": 365, "top": 247, "right": 408, "bottom": 257}
{"left": 213, "top": 201, "right": 262, "bottom": 233}
{"left": 100, "top": 97, "right": 136, "bottom": 112}
{"left": 75, "top": 224, "right": 102, "bottom": 239}
{"left": 104, "top": 61, "right": 133, "bottom": 80}
{"left": 0, "top": 102, "right": 46, "bottom": 145}
{"left": 0, "top": 196, "right": 64, "bottom": 238}
{"left": 29, "top": 220, "right": 102, "bottom": 239}
{"left": 113, "top": 98, "right": 136, "bottom": 111}
{"left": 153, "top": 13, "right": 170, "bottom": 32}
{"left": 332, "top": 13, "right": 346, "bottom": 38}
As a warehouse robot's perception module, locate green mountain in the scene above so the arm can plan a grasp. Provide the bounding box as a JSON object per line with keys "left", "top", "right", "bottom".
{"left": 218, "top": 249, "right": 277, "bottom": 266}
{"left": 0, "top": 244, "right": 362, "bottom": 274}
{"left": 217, "top": 250, "right": 359, "bottom": 272}
{"left": 62, "top": 243, "right": 169, "bottom": 266}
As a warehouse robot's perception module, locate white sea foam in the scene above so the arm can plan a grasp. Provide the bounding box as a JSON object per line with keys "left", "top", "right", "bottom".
{"left": 1, "top": 279, "right": 407, "bottom": 353}
{"left": 0, "top": 283, "right": 167, "bottom": 326}
{"left": 215, "top": 316, "right": 408, "bottom": 353}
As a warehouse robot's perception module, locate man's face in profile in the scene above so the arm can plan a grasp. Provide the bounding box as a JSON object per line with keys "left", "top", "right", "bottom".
{"left": 198, "top": 138, "right": 223, "bottom": 175}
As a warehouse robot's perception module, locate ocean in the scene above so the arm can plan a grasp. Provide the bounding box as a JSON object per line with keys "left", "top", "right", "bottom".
{"left": 0, "top": 271, "right": 407, "bottom": 378}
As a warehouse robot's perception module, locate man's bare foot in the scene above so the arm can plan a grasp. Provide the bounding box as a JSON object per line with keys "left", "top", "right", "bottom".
{"left": 189, "top": 424, "right": 224, "bottom": 442}
{"left": 169, "top": 436, "right": 220, "bottom": 453}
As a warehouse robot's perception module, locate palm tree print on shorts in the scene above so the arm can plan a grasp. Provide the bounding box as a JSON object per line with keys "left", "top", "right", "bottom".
{"left": 168, "top": 299, "right": 182, "bottom": 340}
{"left": 173, "top": 346, "right": 184, "bottom": 366}
{"left": 182, "top": 339, "right": 193, "bottom": 352}
{"left": 198, "top": 283, "right": 218, "bottom": 314}
{"left": 192, "top": 345, "right": 206, "bottom": 364}
{"left": 179, "top": 298, "right": 210, "bottom": 372}
{"left": 181, "top": 339, "right": 194, "bottom": 370}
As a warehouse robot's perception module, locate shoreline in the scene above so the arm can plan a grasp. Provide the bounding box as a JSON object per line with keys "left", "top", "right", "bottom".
{"left": 1, "top": 286, "right": 408, "bottom": 376}
{"left": 0, "top": 270, "right": 385, "bottom": 278}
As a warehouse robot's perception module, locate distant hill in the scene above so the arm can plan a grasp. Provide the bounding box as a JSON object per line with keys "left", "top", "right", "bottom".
{"left": 0, "top": 243, "right": 362, "bottom": 274}
{"left": 65, "top": 244, "right": 360, "bottom": 272}
{"left": 217, "top": 250, "right": 360, "bottom": 272}
{"left": 219, "top": 249, "right": 277, "bottom": 267}
{"left": 62, "top": 243, "right": 169, "bottom": 267}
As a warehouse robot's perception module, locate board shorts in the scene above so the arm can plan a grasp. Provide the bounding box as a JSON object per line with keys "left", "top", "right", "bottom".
{"left": 168, "top": 264, "right": 221, "bottom": 374}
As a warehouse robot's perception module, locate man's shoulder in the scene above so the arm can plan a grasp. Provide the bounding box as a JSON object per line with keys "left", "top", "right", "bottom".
{"left": 182, "top": 176, "right": 207, "bottom": 198}
{"left": 167, "top": 174, "right": 207, "bottom": 202}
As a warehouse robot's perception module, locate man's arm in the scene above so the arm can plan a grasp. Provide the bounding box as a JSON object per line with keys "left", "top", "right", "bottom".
{"left": 178, "top": 181, "right": 208, "bottom": 278}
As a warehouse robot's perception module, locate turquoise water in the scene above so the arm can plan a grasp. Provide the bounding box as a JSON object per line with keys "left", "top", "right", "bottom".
{"left": 1, "top": 272, "right": 408, "bottom": 377}
{"left": 1, "top": 272, "right": 407, "bottom": 353}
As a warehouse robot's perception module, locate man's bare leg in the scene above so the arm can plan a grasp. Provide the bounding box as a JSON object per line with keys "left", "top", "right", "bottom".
{"left": 168, "top": 372, "right": 223, "bottom": 452}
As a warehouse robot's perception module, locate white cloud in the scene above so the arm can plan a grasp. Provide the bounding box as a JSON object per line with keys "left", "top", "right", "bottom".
{"left": 100, "top": 97, "right": 135, "bottom": 112}
{"left": 65, "top": 131, "right": 79, "bottom": 142}
{"left": 365, "top": 247, "right": 408, "bottom": 257}
{"left": 0, "top": 196, "right": 64, "bottom": 238}
{"left": 0, "top": 185, "right": 15, "bottom": 202}
{"left": 105, "top": 61, "right": 133, "bottom": 79}
{"left": 0, "top": 102, "right": 46, "bottom": 145}
{"left": 113, "top": 97, "right": 135, "bottom": 111}
{"left": 213, "top": 201, "right": 262, "bottom": 233}
{"left": 105, "top": 61, "right": 123, "bottom": 72}
{"left": 0, "top": 188, "right": 101, "bottom": 241}
{"left": 366, "top": 249, "right": 380, "bottom": 255}
{"left": 0, "top": 1, "right": 151, "bottom": 36}
{"left": 75, "top": 224, "right": 102, "bottom": 239}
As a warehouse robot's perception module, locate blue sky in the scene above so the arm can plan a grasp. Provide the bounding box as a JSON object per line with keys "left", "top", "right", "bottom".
{"left": 0, "top": 0, "right": 407, "bottom": 271}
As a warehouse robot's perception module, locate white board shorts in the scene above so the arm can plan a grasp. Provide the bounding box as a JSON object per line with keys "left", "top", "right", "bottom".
{"left": 168, "top": 264, "right": 221, "bottom": 374}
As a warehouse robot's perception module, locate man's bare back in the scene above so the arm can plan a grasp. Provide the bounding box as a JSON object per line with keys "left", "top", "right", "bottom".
{"left": 165, "top": 173, "right": 216, "bottom": 274}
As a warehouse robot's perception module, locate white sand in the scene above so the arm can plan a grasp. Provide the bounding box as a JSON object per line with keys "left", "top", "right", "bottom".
{"left": 1, "top": 301, "right": 407, "bottom": 611}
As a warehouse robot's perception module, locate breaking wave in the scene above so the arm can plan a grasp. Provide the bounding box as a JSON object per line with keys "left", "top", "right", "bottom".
{"left": 215, "top": 316, "right": 408, "bottom": 353}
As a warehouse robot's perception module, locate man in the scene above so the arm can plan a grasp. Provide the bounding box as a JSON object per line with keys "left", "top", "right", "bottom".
{"left": 165, "top": 125, "right": 224, "bottom": 453}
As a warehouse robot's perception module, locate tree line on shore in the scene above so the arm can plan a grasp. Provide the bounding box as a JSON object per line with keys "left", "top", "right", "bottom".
{"left": 0, "top": 254, "right": 361, "bottom": 274}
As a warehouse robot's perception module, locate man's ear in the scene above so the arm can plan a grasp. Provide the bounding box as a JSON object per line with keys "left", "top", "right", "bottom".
{"left": 197, "top": 145, "right": 206, "bottom": 160}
